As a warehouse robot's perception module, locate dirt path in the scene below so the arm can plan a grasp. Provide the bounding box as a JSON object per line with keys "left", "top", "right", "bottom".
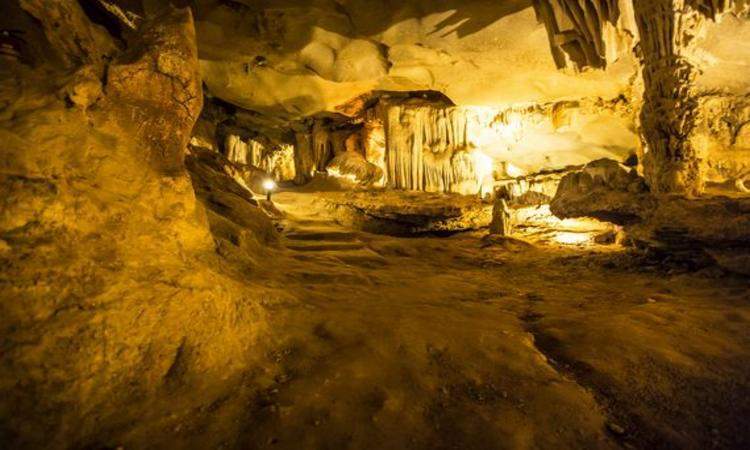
{"left": 126, "top": 189, "right": 750, "bottom": 450}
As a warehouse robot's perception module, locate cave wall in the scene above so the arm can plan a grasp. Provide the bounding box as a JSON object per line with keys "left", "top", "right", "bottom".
{"left": 0, "top": 3, "right": 279, "bottom": 447}
{"left": 341, "top": 95, "right": 638, "bottom": 195}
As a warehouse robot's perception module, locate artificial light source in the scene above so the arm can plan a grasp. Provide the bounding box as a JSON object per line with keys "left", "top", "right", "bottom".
{"left": 263, "top": 178, "right": 277, "bottom": 201}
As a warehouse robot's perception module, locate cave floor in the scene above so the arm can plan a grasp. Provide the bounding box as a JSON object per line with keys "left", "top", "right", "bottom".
{"left": 132, "top": 189, "right": 750, "bottom": 450}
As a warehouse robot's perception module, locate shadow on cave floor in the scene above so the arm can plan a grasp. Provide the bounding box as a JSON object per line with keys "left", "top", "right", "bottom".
{"left": 105, "top": 186, "right": 750, "bottom": 450}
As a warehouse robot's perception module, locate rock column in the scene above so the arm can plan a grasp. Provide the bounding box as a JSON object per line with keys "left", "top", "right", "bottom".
{"left": 633, "top": 0, "right": 712, "bottom": 195}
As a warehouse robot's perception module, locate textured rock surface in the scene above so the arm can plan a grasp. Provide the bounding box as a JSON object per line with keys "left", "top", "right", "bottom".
{"left": 532, "top": 0, "right": 637, "bottom": 70}
{"left": 324, "top": 190, "right": 492, "bottom": 235}
{"left": 326, "top": 151, "right": 384, "bottom": 186}
{"left": 552, "top": 159, "right": 750, "bottom": 273}
{"left": 194, "top": 0, "right": 637, "bottom": 117}
{"left": 107, "top": 6, "right": 203, "bottom": 174}
{"left": 551, "top": 158, "right": 653, "bottom": 223}
{"left": 0, "top": 5, "right": 280, "bottom": 448}
{"left": 18, "top": 0, "right": 117, "bottom": 67}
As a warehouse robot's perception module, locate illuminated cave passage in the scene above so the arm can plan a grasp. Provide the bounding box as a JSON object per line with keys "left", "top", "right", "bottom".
{"left": 2, "top": 1, "right": 750, "bottom": 449}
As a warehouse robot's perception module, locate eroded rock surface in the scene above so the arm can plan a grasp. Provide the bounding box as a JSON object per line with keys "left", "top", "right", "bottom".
{"left": 324, "top": 190, "right": 492, "bottom": 235}
{"left": 0, "top": 5, "right": 281, "bottom": 448}
{"left": 552, "top": 159, "right": 750, "bottom": 273}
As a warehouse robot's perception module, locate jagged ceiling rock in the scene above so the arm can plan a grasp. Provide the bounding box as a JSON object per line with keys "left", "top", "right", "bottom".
{"left": 194, "top": 0, "right": 638, "bottom": 117}
{"left": 532, "top": 0, "right": 637, "bottom": 70}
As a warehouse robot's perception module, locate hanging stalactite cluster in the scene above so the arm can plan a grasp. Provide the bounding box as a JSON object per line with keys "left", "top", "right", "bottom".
{"left": 384, "top": 103, "right": 480, "bottom": 194}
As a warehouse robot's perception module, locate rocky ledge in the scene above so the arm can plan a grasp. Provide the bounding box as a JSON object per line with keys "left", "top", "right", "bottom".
{"left": 323, "top": 190, "right": 492, "bottom": 236}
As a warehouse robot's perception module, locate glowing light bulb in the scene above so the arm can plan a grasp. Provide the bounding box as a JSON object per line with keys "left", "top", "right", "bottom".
{"left": 263, "top": 179, "right": 277, "bottom": 191}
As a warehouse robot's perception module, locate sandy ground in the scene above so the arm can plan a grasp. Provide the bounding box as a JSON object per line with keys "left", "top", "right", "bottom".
{"left": 115, "top": 188, "right": 750, "bottom": 450}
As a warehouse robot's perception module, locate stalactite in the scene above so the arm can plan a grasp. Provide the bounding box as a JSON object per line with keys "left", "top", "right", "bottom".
{"left": 383, "top": 103, "right": 481, "bottom": 194}
{"left": 225, "top": 134, "right": 248, "bottom": 164}
{"left": 362, "top": 114, "right": 387, "bottom": 175}
{"left": 246, "top": 139, "right": 264, "bottom": 167}
{"left": 224, "top": 135, "right": 295, "bottom": 181}
{"left": 312, "top": 121, "right": 334, "bottom": 172}
{"left": 532, "top": 0, "right": 636, "bottom": 70}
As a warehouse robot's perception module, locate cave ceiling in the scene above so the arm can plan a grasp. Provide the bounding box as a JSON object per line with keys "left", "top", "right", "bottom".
{"left": 194, "top": 0, "right": 640, "bottom": 118}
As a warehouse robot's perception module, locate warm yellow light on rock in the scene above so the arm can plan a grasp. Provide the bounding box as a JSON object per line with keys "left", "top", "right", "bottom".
{"left": 553, "top": 231, "right": 592, "bottom": 246}
{"left": 504, "top": 162, "right": 525, "bottom": 178}
{"left": 472, "top": 150, "right": 494, "bottom": 197}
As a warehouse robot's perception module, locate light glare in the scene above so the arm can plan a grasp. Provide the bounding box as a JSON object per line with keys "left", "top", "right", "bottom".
{"left": 263, "top": 179, "right": 277, "bottom": 191}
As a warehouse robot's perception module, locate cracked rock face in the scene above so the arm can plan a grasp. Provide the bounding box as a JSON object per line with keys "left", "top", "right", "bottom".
{"left": 107, "top": 6, "right": 203, "bottom": 174}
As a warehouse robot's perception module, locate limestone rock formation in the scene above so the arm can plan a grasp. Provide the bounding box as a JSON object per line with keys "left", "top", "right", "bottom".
{"left": 0, "top": 4, "right": 281, "bottom": 448}
{"left": 18, "top": 0, "right": 117, "bottom": 67}
{"left": 532, "top": 0, "right": 637, "bottom": 70}
{"left": 195, "top": 0, "right": 637, "bottom": 117}
{"left": 325, "top": 190, "right": 492, "bottom": 235}
{"left": 552, "top": 159, "right": 750, "bottom": 273}
{"left": 224, "top": 134, "right": 296, "bottom": 182}
{"left": 326, "top": 151, "right": 384, "bottom": 186}
{"left": 551, "top": 158, "right": 652, "bottom": 223}
{"left": 185, "top": 145, "right": 279, "bottom": 267}
{"left": 107, "top": 5, "right": 203, "bottom": 174}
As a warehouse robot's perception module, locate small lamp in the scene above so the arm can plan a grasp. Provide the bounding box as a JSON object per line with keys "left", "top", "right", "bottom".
{"left": 263, "top": 178, "right": 277, "bottom": 201}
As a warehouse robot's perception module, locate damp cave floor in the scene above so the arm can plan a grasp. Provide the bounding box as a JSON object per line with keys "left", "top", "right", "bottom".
{"left": 136, "top": 188, "right": 750, "bottom": 450}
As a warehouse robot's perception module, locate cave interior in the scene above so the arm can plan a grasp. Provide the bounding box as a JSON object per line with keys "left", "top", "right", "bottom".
{"left": 1, "top": 1, "right": 750, "bottom": 449}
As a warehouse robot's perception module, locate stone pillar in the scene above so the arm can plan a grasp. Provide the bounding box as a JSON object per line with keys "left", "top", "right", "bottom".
{"left": 633, "top": 0, "right": 707, "bottom": 195}
{"left": 293, "top": 131, "right": 314, "bottom": 185}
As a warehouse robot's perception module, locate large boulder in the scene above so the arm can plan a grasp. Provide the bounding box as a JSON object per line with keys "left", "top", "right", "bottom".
{"left": 551, "top": 158, "right": 654, "bottom": 224}
{"left": 551, "top": 159, "right": 750, "bottom": 274}
{"left": 326, "top": 151, "right": 384, "bottom": 186}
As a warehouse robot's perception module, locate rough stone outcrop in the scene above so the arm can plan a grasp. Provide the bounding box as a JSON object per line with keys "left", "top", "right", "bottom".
{"left": 18, "top": 0, "right": 117, "bottom": 67}
{"left": 186, "top": 146, "right": 278, "bottom": 266}
{"left": 552, "top": 159, "right": 750, "bottom": 274}
{"left": 326, "top": 151, "right": 384, "bottom": 186}
{"left": 107, "top": 5, "right": 203, "bottom": 174}
{"left": 0, "top": 5, "right": 279, "bottom": 448}
{"left": 325, "top": 191, "right": 492, "bottom": 236}
{"left": 551, "top": 158, "right": 653, "bottom": 223}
